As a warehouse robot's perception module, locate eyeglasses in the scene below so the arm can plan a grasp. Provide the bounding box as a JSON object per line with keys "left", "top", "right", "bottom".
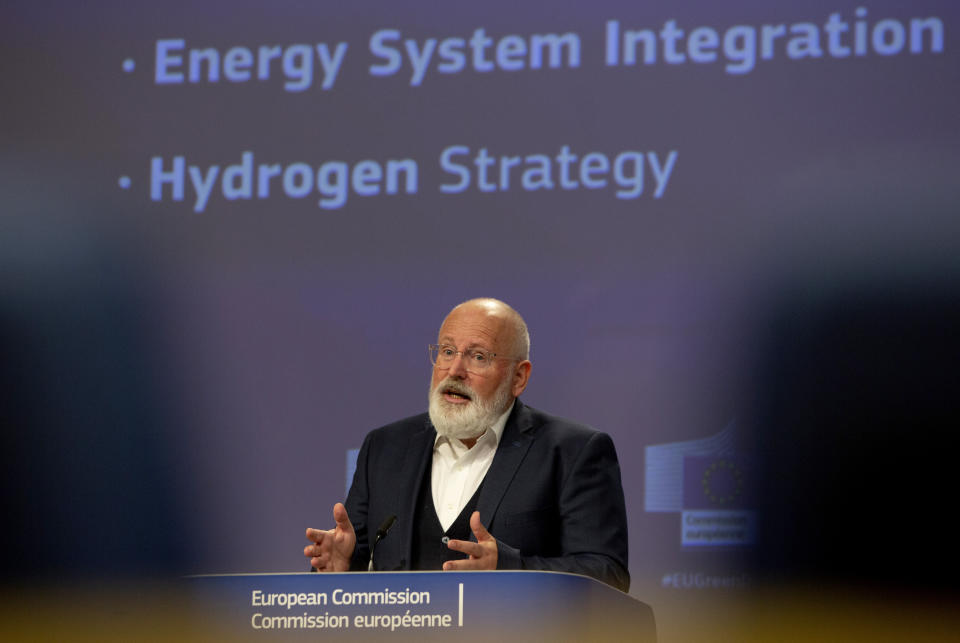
{"left": 428, "top": 344, "right": 518, "bottom": 373}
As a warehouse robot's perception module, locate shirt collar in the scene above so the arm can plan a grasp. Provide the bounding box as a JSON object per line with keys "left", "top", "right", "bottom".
{"left": 434, "top": 400, "right": 515, "bottom": 449}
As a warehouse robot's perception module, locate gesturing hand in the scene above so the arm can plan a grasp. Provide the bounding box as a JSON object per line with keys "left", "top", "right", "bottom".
{"left": 442, "top": 511, "right": 498, "bottom": 571}
{"left": 304, "top": 502, "right": 356, "bottom": 572}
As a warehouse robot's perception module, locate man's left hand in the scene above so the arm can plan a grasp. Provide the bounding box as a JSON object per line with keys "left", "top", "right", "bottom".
{"left": 443, "top": 511, "right": 498, "bottom": 570}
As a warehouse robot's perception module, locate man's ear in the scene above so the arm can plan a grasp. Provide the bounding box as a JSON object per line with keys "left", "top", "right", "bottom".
{"left": 511, "top": 360, "right": 532, "bottom": 397}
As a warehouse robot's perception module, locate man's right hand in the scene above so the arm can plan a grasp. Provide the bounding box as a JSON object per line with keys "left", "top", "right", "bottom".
{"left": 304, "top": 502, "right": 356, "bottom": 572}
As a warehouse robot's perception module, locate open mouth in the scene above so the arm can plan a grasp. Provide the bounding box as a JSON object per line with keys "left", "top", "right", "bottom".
{"left": 441, "top": 384, "right": 473, "bottom": 403}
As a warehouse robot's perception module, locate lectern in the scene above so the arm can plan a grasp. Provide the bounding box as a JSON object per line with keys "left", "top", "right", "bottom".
{"left": 188, "top": 570, "right": 656, "bottom": 641}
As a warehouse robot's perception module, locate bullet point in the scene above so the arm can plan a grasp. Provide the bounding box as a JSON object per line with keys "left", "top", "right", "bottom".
{"left": 122, "top": 58, "right": 135, "bottom": 72}
{"left": 118, "top": 176, "right": 131, "bottom": 189}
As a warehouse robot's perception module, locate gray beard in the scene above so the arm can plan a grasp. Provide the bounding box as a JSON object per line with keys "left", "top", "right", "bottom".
{"left": 428, "top": 376, "right": 513, "bottom": 441}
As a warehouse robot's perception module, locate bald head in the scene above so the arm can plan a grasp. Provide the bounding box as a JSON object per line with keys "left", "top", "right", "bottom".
{"left": 445, "top": 298, "right": 530, "bottom": 361}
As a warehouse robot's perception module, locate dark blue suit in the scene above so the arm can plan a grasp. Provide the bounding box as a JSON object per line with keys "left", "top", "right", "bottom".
{"left": 345, "top": 400, "right": 630, "bottom": 591}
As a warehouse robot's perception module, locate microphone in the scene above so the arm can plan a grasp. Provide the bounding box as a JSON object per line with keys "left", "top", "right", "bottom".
{"left": 368, "top": 514, "right": 397, "bottom": 572}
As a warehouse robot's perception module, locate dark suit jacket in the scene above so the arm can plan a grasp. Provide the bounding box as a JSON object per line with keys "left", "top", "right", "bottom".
{"left": 344, "top": 399, "right": 630, "bottom": 591}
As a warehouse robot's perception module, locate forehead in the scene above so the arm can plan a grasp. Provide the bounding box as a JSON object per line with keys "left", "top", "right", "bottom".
{"left": 437, "top": 306, "right": 511, "bottom": 350}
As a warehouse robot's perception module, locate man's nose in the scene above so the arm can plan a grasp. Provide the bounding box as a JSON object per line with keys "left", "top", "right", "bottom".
{"left": 447, "top": 353, "right": 469, "bottom": 377}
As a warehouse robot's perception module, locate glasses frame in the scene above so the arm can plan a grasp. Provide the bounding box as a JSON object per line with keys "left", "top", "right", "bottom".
{"left": 428, "top": 343, "right": 521, "bottom": 374}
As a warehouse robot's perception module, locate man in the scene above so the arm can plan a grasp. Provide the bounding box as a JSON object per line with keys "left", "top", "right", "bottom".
{"left": 304, "top": 298, "right": 630, "bottom": 591}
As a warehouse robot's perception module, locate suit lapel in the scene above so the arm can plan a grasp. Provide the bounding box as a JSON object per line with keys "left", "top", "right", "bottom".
{"left": 475, "top": 400, "right": 536, "bottom": 527}
{"left": 395, "top": 418, "right": 435, "bottom": 568}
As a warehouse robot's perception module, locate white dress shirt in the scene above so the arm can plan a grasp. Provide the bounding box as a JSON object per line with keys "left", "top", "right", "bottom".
{"left": 431, "top": 402, "right": 514, "bottom": 531}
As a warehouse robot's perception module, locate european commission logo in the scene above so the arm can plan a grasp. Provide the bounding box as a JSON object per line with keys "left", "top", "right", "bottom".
{"left": 645, "top": 422, "right": 756, "bottom": 547}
